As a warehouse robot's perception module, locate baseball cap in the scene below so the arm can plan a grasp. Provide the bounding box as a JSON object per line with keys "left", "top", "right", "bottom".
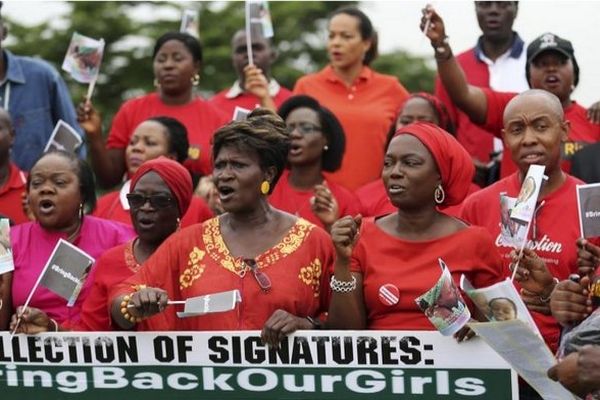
{"left": 525, "top": 32, "right": 579, "bottom": 87}
{"left": 527, "top": 32, "right": 574, "bottom": 63}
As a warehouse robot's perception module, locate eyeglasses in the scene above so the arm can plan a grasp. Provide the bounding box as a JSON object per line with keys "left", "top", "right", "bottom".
{"left": 287, "top": 122, "right": 322, "bottom": 135}
{"left": 126, "top": 193, "right": 176, "bottom": 209}
{"left": 244, "top": 258, "right": 271, "bottom": 292}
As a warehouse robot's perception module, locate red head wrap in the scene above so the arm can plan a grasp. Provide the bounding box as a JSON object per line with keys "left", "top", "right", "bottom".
{"left": 130, "top": 157, "right": 193, "bottom": 215}
{"left": 392, "top": 122, "right": 474, "bottom": 206}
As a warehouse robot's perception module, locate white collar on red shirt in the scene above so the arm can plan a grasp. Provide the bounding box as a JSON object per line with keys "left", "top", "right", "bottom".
{"left": 225, "top": 79, "right": 281, "bottom": 99}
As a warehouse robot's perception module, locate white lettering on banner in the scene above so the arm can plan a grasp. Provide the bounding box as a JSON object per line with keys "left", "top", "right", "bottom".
{"left": 586, "top": 211, "right": 600, "bottom": 218}
{"left": 455, "top": 378, "right": 486, "bottom": 396}
{"left": 0, "top": 331, "right": 517, "bottom": 399}
{"left": 131, "top": 372, "right": 163, "bottom": 389}
{"left": 346, "top": 370, "right": 386, "bottom": 393}
{"left": 495, "top": 234, "right": 562, "bottom": 253}
{"left": 237, "top": 368, "right": 278, "bottom": 391}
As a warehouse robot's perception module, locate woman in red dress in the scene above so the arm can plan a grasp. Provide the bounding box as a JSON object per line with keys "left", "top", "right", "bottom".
{"left": 327, "top": 122, "right": 504, "bottom": 335}
{"left": 110, "top": 109, "right": 335, "bottom": 346}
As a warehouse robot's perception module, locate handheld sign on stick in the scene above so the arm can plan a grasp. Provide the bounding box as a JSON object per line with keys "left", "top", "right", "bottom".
{"left": 43, "top": 120, "right": 83, "bottom": 154}
{"left": 0, "top": 218, "right": 13, "bottom": 275}
{"left": 509, "top": 164, "right": 546, "bottom": 281}
{"left": 12, "top": 239, "right": 94, "bottom": 336}
{"left": 576, "top": 182, "right": 600, "bottom": 238}
{"left": 180, "top": 9, "right": 199, "bottom": 39}
{"left": 244, "top": 1, "right": 274, "bottom": 65}
{"left": 62, "top": 32, "right": 105, "bottom": 101}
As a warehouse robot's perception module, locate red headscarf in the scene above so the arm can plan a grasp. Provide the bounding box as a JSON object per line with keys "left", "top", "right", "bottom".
{"left": 393, "top": 122, "right": 474, "bottom": 206}
{"left": 130, "top": 157, "right": 193, "bottom": 215}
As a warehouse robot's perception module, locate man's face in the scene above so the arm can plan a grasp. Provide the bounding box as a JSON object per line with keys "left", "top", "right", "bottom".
{"left": 502, "top": 93, "right": 568, "bottom": 174}
{"left": 475, "top": 1, "right": 518, "bottom": 42}
{"left": 231, "top": 32, "right": 274, "bottom": 80}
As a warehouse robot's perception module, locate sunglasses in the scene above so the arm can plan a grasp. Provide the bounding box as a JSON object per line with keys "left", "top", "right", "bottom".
{"left": 287, "top": 122, "right": 322, "bottom": 135}
{"left": 244, "top": 258, "right": 271, "bottom": 292}
{"left": 126, "top": 193, "right": 176, "bottom": 209}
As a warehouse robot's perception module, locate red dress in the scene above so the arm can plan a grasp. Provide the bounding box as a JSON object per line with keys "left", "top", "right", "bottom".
{"left": 111, "top": 217, "right": 335, "bottom": 330}
{"left": 106, "top": 93, "right": 228, "bottom": 176}
{"left": 461, "top": 173, "right": 583, "bottom": 352}
{"left": 93, "top": 181, "right": 213, "bottom": 228}
{"left": 350, "top": 218, "right": 504, "bottom": 330}
{"left": 269, "top": 170, "right": 361, "bottom": 229}
{"left": 74, "top": 240, "right": 173, "bottom": 331}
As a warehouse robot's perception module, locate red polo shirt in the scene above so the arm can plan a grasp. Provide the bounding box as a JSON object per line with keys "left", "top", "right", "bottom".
{"left": 0, "top": 163, "right": 28, "bottom": 224}
{"left": 294, "top": 66, "right": 409, "bottom": 190}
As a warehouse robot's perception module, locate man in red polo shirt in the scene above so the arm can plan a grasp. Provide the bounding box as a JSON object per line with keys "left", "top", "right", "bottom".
{"left": 435, "top": 1, "right": 528, "bottom": 185}
{"left": 423, "top": 7, "right": 600, "bottom": 180}
{"left": 0, "top": 108, "right": 27, "bottom": 224}
{"left": 209, "top": 30, "right": 292, "bottom": 117}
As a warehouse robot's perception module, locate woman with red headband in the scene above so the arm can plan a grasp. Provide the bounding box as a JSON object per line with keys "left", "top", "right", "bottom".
{"left": 356, "top": 93, "right": 477, "bottom": 218}
{"left": 10, "top": 157, "right": 195, "bottom": 332}
{"left": 326, "top": 122, "right": 504, "bottom": 335}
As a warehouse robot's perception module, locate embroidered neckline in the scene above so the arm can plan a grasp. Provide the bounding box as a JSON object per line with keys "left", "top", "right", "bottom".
{"left": 124, "top": 239, "right": 142, "bottom": 273}
{"left": 202, "top": 217, "right": 313, "bottom": 276}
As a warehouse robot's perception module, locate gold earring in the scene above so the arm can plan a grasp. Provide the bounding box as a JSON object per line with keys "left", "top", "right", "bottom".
{"left": 79, "top": 203, "right": 84, "bottom": 219}
{"left": 176, "top": 217, "right": 181, "bottom": 231}
{"left": 260, "top": 180, "right": 270, "bottom": 195}
{"left": 153, "top": 78, "right": 160, "bottom": 88}
{"left": 434, "top": 184, "right": 445, "bottom": 205}
{"left": 191, "top": 74, "right": 200, "bottom": 86}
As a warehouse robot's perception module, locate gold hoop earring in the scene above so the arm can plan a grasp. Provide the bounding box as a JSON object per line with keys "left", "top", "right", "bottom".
{"left": 191, "top": 74, "right": 200, "bottom": 86}
{"left": 260, "top": 180, "right": 270, "bottom": 195}
{"left": 434, "top": 184, "right": 445, "bottom": 205}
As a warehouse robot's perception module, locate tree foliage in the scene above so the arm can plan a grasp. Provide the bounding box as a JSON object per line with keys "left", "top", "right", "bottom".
{"left": 4, "top": 1, "right": 434, "bottom": 127}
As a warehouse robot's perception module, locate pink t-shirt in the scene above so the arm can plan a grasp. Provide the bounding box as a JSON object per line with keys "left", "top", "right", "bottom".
{"left": 11, "top": 216, "right": 135, "bottom": 326}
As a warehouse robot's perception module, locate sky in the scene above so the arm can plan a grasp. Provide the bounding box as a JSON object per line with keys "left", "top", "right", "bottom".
{"left": 3, "top": 1, "right": 600, "bottom": 106}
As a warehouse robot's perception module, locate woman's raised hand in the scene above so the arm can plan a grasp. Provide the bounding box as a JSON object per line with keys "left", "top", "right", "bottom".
{"left": 311, "top": 184, "right": 339, "bottom": 229}
{"left": 76, "top": 99, "right": 102, "bottom": 139}
{"left": 420, "top": 5, "right": 446, "bottom": 48}
{"left": 331, "top": 215, "right": 362, "bottom": 261}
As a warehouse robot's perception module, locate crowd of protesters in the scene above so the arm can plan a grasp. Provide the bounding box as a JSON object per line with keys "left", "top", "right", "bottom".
{"left": 0, "top": 2, "right": 599, "bottom": 398}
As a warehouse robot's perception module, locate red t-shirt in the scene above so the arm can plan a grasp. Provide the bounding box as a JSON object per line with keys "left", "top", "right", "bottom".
{"left": 294, "top": 66, "right": 409, "bottom": 190}
{"left": 106, "top": 93, "right": 229, "bottom": 176}
{"left": 93, "top": 188, "right": 212, "bottom": 229}
{"left": 268, "top": 170, "right": 361, "bottom": 229}
{"left": 0, "top": 163, "right": 28, "bottom": 224}
{"left": 356, "top": 178, "right": 480, "bottom": 218}
{"left": 483, "top": 90, "right": 600, "bottom": 177}
{"left": 209, "top": 85, "right": 292, "bottom": 118}
{"left": 461, "top": 173, "right": 583, "bottom": 352}
{"left": 351, "top": 218, "right": 504, "bottom": 330}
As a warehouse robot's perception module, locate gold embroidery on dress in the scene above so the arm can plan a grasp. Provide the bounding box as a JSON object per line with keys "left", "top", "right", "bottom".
{"left": 204, "top": 217, "right": 314, "bottom": 276}
{"left": 179, "top": 246, "right": 206, "bottom": 290}
{"left": 298, "top": 258, "right": 322, "bottom": 298}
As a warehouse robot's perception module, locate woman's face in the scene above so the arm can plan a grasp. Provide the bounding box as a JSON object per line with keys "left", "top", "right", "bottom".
{"left": 28, "top": 153, "right": 82, "bottom": 232}
{"left": 129, "top": 171, "right": 180, "bottom": 246}
{"left": 153, "top": 39, "right": 199, "bottom": 95}
{"left": 327, "top": 13, "right": 371, "bottom": 71}
{"left": 126, "top": 121, "right": 172, "bottom": 176}
{"left": 213, "top": 145, "right": 272, "bottom": 214}
{"left": 528, "top": 51, "right": 574, "bottom": 103}
{"left": 286, "top": 107, "right": 327, "bottom": 167}
{"left": 382, "top": 134, "right": 440, "bottom": 209}
{"left": 396, "top": 98, "right": 439, "bottom": 130}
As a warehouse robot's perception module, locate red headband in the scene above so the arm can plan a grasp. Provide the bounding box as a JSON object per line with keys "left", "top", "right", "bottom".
{"left": 393, "top": 122, "right": 473, "bottom": 206}
{"left": 130, "top": 157, "right": 193, "bottom": 215}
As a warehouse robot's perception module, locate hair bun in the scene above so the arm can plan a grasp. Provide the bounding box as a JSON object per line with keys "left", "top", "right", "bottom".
{"left": 247, "top": 107, "right": 288, "bottom": 135}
